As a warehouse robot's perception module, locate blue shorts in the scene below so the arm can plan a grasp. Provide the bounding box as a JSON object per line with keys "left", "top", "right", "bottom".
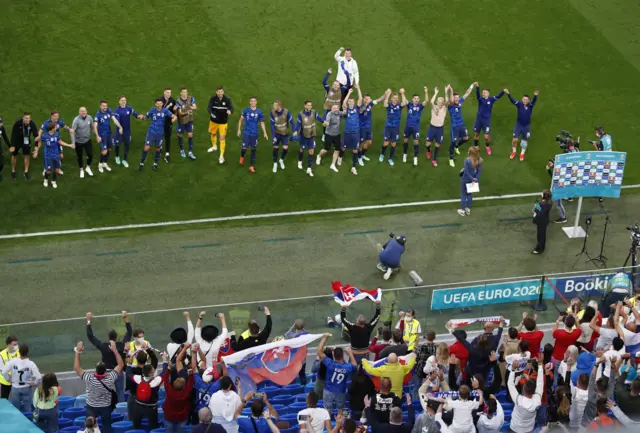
{"left": 342, "top": 132, "right": 359, "bottom": 150}
{"left": 44, "top": 157, "right": 61, "bottom": 171}
{"left": 99, "top": 134, "right": 112, "bottom": 151}
{"left": 513, "top": 123, "right": 531, "bottom": 139}
{"left": 451, "top": 125, "right": 468, "bottom": 142}
{"left": 473, "top": 117, "right": 491, "bottom": 134}
{"left": 383, "top": 126, "right": 400, "bottom": 142}
{"left": 145, "top": 133, "right": 164, "bottom": 148}
{"left": 113, "top": 131, "right": 131, "bottom": 145}
{"left": 177, "top": 122, "right": 194, "bottom": 134}
{"left": 272, "top": 134, "right": 289, "bottom": 147}
{"left": 359, "top": 128, "right": 372, "bottom": 143}
{"left": 300, "top": 137, "right": 316, "bottom": 150}
{"left": 403, "top": 125, "right": 420, "bottom": 140}
{"left": 242, "top": 135, "right": 258, "bottom": 149}
{"left": 426, "top": 125, "right": 444, "bottom": 144}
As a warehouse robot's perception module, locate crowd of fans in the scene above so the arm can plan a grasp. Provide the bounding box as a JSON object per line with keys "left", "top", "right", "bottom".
{"left": 0, "top": 293, "right": 639, "bottom": 433}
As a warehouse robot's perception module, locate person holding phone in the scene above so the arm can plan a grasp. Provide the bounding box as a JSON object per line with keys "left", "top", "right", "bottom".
{"left": 297, "top": 391, "right": 331, "bottom": 433}
{"left": 233, "top": 307, "right": 272, "bottom": 352}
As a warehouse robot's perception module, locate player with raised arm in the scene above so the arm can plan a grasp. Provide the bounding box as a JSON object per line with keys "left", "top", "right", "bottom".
{"left": 425, "top": 87, "right": 448, "bottom": 167}
{"left": 138, "top": 98, "right": 177, "bottom": 172}
{"left": 358, "top": 91, "right": 385, "bottom": 164}
{"left": 175, "top": 87, "right": 197, "bottom": 160}
{"left": 296, "top": 101, "right": 325, "bottom": 177}
{"left": 270, "top": 101, "right": 297, "bottom": 173}
{"left": 447, "top": 83, "right": 474, "bottom": 167}
{"left": 379, "top": 89, "right": 407, "bottom": 166}
{"left": 505, "top": 89, "right": 539, "bottom": 161}
{"left": 322, "top": 66, "right": 350, "bottom": 142}
{"left": 237, "top": 97, "right": 269, "bottom": 174}
{"left": 472, "top": 83, "right": 504, "bottom": 155}
{"left": 33, "top": 122, "right": 75, "bottom": 188}
{"left": 340, "top": 84, "right": 363, "bottom": 175}
{"left": 402, "top": 87, "right": 429, "bottom": 166}
{"left": 93, "top": 100, "right": 123, "bottom": 173}
{"left": 114, "top": 96, "right": 144, "bottom": 168}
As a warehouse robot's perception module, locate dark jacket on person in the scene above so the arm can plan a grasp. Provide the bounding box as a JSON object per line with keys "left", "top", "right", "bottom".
{"left": 348, "top": 369, "right": 376, "bottom": 414}
{"left": 340, "top": 306, "right": 381, "bottom": 351}
{"left": 86, "top": 322, "right": 132, "bottom": 369}
{"left": 207, "top": 95, "right": 234, "bottom": 124}
{"left": 533, "top": 200, "right": 552, "bottom": 226}
{"left": 125, "top": 349, "right": 158, "bottom": 394}
{"left": 366, "top": 405, "right": 414, "bottom": 433}
{"left": 233, "top": 315, "right": 273, "bottom": 352}
{"left": 11, "top": 119, "right": 38, "bottom": 147}
{"left": 452, "top": 329, "right": 494, "bottom": 379}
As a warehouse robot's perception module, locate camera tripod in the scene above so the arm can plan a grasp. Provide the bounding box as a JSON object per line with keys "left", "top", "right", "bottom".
{"left": 573, "top": 218, "right": 594, "bottom": 269}
{"left": 623, "top": 238, "right": 639, "bottom": 291}
{"left": 589, "top": 201, "right": 610, "bottom": 268}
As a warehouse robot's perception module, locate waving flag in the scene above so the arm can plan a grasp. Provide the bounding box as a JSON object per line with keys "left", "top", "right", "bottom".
{"left": 332, "top": 281, "right": 381, "bottom": 306}
{"left": 216, "top": 336, "right": 235, "bottom": 362}
{"left": 367, "top": 354, "right": 414, "bottom": 390}
{"left": 446, "top": 316, "right": 510, "bottom": 330}
{"left": 223, "top": 333, "right": 322, "bottom": 393}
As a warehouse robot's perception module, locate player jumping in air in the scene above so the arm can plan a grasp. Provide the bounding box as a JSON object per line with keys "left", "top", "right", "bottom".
{"left": 505, "top": 89, "right": 539, "bottom": 161}
{"left": 176, "top": 88, "right": 197, "bottom": 160}
{"left": 270, "top": 101, "right": 297, "bottom": 173}
{"left": 139, "top": 98, "right": 177, "bottom": 172}
{"left": 296, "top": 101, "right": 325, "bottom": 177}
{"left": 472, "top": 83, "right": 504, "bottom": 155}
{"left": 237, "top": 97, "right": 269, "bottom": 173}
{"left": 447, "top": 83, "right": 474, "bottom": 167}
{"left": 402, "top": 87, "right": 429, "bottom": 166}
{"left": 93, "top": 101, "right": 123, "bottom": 173}
{"left": 425, "top": 87, "right": 448, "bottom": 167}
{"left": 114, "top": 96, "right": 144, "bottom": 168}
{"left": 341, "top": 84, "right": 363, "bottom": 175}
{"left": 379, "top": 88, "right": 407, "bottom": 166}
{"left": 357, "top": 91, "right": 385, "bottom": 164}
{"left": 33, "top": 122, "right": 75, "bottom": 188}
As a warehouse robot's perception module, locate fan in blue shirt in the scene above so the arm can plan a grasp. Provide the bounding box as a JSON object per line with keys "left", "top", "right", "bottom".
{"left": 379, "top": 89, "right": 408, "bottom": 166}
{"left": 138, "top": 98, "right": 176, "bottom": 172}
{"left": 446, "top": 83, "right": 474, "bottom": 167}
{"left": 402, "top": 88, "right": 429, "bottom": 166}
{"left": 505, "top": 88, "right": 539, "bottom": 161}
{"left": 194, "top": 371, "right": 222, "bottom": 411}
{"left": 339, "top": 85, "right": 363, "bottom": 175}
{"left": 472, "top": 83, "right": 504, "bottom": 154}
{"left": 93, "top": 101, "right": 123, "bottom": 173}
{"left": 113, "top": 96, "right": 143, "bottom": 167}
{"left": 237, "top": 97, "right": 268, "bottom": 173}
{"left": 316, "top": 333, "right": 357, "bottom": 412}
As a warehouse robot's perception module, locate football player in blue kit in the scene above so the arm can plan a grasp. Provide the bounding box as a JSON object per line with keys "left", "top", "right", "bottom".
{"left": 379, "top": 89, "right": 408, "bottom": 166}
{"left": 402, "top": 87, "right": 429, "bottom": 166}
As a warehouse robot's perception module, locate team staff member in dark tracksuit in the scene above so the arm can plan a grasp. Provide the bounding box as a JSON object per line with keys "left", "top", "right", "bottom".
{"left": 161, "top": 88, "right": 177, "bottom": 164}
{"left": 0, "top": 117, "right": 10, "bottom": 181}
{"left": 10, "top": 112, "right": 39, "bottom": 181}
{"left": 532, "top": 189, "right": 552, "bottom": 254}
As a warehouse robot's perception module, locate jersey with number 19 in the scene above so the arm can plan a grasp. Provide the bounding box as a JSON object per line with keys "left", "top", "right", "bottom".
{"left": 321, "top": 357, "right": 356, "bottom": 394}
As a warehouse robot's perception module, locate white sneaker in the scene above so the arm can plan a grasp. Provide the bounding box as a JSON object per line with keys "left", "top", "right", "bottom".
{"left": 362, "top": 155, "right": 371, "bottom": 161}
{"left": 358, "top": 158, "right": 364, "bottom": 167}
{"left": 42, "top": 169, "right": 46, "bottom": 176}
{"left": 449, "top": 159, "right": 455, "bottom": 167}
{"left": 316, "top": 155, "right": 322, "bottom": 165}
{"left": 80, "top": 168, "right": 85, "bottom": 179}
{"left": 330, "top": 164, "right": 339, "bottom": 173}
{"left": 414, "top": 157, "right": 418, "bottom": 166}
{"left": 388, "top": 159, "right": 395, "bottom": 166}
{"left": 455, "top": 147, "right": 460, "bottom": 155}
{"left": 465, "top": 207, "right": 471, "bottom": 215}
{"left": 208, "top": 145, "right": 217, "bottom": 153}
{"left": 457, "top": 209, "right": 466, "bottom": 216}
{"left": 219, "top": 156, "right": 225, "bottom": 164}
{"left": 351, "top": 167, "right": 358, "bottom": 176}
{"left": 43, "top": 179, "right": 48, "bottom": 187}
{"left": 337, "top": 157, "right": 343, "bottom": 166}
{"left": 85, "top": 166, "right": 94, "bottom": 176}
{"left": 279, "top": 159, "right": 285, "bottom": 169}
{"left": 51, "top": 181, "right": 57, "bottom": 189}
{"left": 272, "top": 162, "right": 278, "bottom": 173}
{"left": 383, "top": 268, "right": 393, "bottom": 280}
{"left": 321, "top": 134, "right": 325, "bottom": 142}
{"left": 98, "top": 163, "right": 104, "bottom": 173}
{"left": 57, "top": 169, "right": 64, "bottom": 175}
{"left": 403, "top": 154, "right": 407, "bottom": 163}
{"left": 103, "top": 163, "right": 111, "bottom": 172}
{"left": 297, "top": 161, "right": 303, "bottom": 170}
{"left": 306, "top": 167, "right": 314, "bottom": 177}
{"left": 115, "top": 156, "right": 121, "bottom": 165}
{"left": 122, "top": 160, "right": 129, "bottom": 168}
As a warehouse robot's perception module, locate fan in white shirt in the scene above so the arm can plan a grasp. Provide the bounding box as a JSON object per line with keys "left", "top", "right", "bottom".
{"left": 477, "top": 396, "right": 504, "bottom": 433}
{"left": 208, "top": 376, "right": 244, "bottom": 433}
{"left": 195, "top": 311, "right": 229, "bottom": 368}
{"left": 429, "top": 385, "right": 482, "bottom": 433}
{"left": 508, "top": 359, "right": 544, "bottom": 433}
{"left": 334, "top": 47, "right": 359, "bottom": 86}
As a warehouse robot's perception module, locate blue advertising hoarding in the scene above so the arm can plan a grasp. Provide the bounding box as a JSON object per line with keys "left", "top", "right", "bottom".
{"left": 550, "top": 151, "right": 626, "bottom": 200}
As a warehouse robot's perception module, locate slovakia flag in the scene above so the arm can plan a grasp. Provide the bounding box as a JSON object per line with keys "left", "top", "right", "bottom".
{"left": 223, "top": 334, "right": 323, "bottom": 392}
{"left": 332, "top": 281, "right": 381, "bottom": 307}
{"left": 367, "top": 354, "right": 414, "bottom": 390}
{"left": 216, "top": 337, "right": 235, "bottom": 362}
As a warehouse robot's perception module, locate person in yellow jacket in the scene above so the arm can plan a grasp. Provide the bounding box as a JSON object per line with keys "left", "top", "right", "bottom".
{"left": 362, "top": 352, "right": 416, "bottom": 396}
{"left": 0, "top": 336, "right": 20, "bottom": 399}
{"left": 126, "top": 329, "right": 152, "bottom": 367}
{"left": 396, "top": 309, "right": 422, "bottom": 352}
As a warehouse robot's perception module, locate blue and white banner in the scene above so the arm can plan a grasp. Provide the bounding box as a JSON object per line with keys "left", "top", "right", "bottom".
{"left": 551, "top": 151, "right": 626, "bottom": 200}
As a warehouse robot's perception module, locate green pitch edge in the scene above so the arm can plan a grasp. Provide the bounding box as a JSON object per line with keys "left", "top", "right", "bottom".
{"left": 7, "top": 257, "right": 52, "bottom": 264}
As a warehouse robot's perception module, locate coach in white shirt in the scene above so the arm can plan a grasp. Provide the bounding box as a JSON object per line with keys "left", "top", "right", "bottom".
{"left": 334, "top": 47, "right": 359, "bottom": 86}
{"left": 1, "top": 344, "right": 41, "bottom": 411}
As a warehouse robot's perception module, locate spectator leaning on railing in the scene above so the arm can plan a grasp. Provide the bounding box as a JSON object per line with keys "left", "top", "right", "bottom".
{"left": 86, "top": 310, "right": 132, "bottom": 402}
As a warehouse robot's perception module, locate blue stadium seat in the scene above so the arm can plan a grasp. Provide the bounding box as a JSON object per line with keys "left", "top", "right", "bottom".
{"left": 141, "top": 418, "right": 151, "bottom": 431}
{"left": 111, "top": 413, "right": 125, "bottom": 423}
{"left": 124, "top": 391, "right": 130, "bottom": 401}
{"left": 295, "top": 394, "right": 307, "bottom": 402}
{"left": 157, "top": 408, "right": 165, "bottom": 423}
{"left": 262, "top": 386, "right": 281, "bottom": 399}
{"left": 60, "top": 427, "right": 82, "bottom": 433}
{"left": 150, "top": 429, "right": 166, "bottom": 433}
{"left": 112, "top": 420, "right": 134, "bottom": 433}
{"left": 57, "top": 396, "right": 76, "bottom": 411}
{"left": 306, "top": 374, "right": 315, "bottom": 383}
{"left": 280, "top": 413, "right": 299, "bottom": 424}
{"left": 124, "top": 430, "right": 147, "bottom": 433}
{"left": 317, "top": 400, "right": 324, "bottom": 407}
{"left": 74, "top": 416, "right": 87, "bottom": 427}
{"left": 64, "top": 407, "right": 87, "bottom": 420}
{"left": 271, "top": 404, "right": 286, "bottom": 413}
{"left": 289, "top": 402, "right": 307, "bottom": 411}
{"left": 158, "top": 388, "right": 166, "bottom": 400}
{"left": 280, "top": 425, "right": 300, "bottom": 432}
{"left": 114, "top": 402, "right": 129, "bottom": 416}
{"left": 304, "top": 383, "right": 315, "bottom": 393}
{"left": 74, "top": 394, "right": 88, "bottom": 408}
{"left": 242, "top": 408, "right": 252, "bottom": 416}
{"left": 283, "top": 385, "right": 304, "bottom": 395}
{"left": 501, "top": 402, "right": 514, "bottom": 411}
{"left": 272, "top": 395, "right": 294, "bottom": 406}
{"left": 58, "top": 417, "right": 73, "bottom": 428}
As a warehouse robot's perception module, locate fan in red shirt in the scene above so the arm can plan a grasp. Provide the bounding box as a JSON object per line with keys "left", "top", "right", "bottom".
{"left": 163, "top": 344, "right": 196, "bottom": 431}
{"left": 551, "top": 315, "right": 582, "bottom": 362}
{"left": 368, "top": 328, "right": 393, "bottom": 361}
{"left": 448, "top": 330, "right": 470, "bottom": 381}
{"left": 517, "top": 314, "right": 544, "bottom": 356}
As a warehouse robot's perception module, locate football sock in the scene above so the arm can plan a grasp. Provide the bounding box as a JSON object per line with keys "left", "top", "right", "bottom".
{"left": 220, "top": 139, "right": 226, "bottom": 156}
{"left": 211, "top": 135, "right": 217, "bottom": 146}
{"left": 250, "top": 149, "right": 257, "bottom": 166}
{"left": 434, "top": 147, "right": 440, "bottom": 159}
{"left": 241, "top": 149, "right": 247, "bottom": 158}
{"left": 351, "top": 152, "right": 357, "bottom": 167}
{"left": 188, "top": 138, "right": 193, "bottom": 152}
{"left": 272, "top": 148, "right": 278, "bottom": 163}
{"left": 115, "top": 145, "right": 120, "bottom": 158}
{"left": 413, "top": 144, "right": 419, "bottom": 156}
{"left": 307, "top": 155, "right": 313, "bottom": 168}
{"left": 474, "top": 139, "right": 479, "bottom": 147}
{"left": 298, "top": 151, "right": 303, "bottom": 162}
{"left": 178, "top": 136, "right": 184, "bottom": 150}
{"left": 124, "top": 142, "right": 130, "bottom": 160}
{"left": 154, "top": 150, "right": 161, "bottom": 164}
{"left": 389, "top": 146, "right": 396, "bottom": 159}
{"left": 403, "top": 141, "right": 409, "bottom": 154}
{"left": 140, "top": 150, "right": 148, "bottom": 164}
{"left": 380, "top": 145, "right": 387, "bottom": 155}
{"left": 281, "top": 148, "right": 288, "bottom": 160}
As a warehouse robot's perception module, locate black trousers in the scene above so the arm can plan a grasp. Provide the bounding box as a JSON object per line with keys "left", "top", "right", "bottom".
{"left": 132, "top": 402, "right": 159, "bottom": 429}
{"left": 164, "top": 122, "right": 173, "bottom": 153}
{"left": 0, "top": 153, "right": 4, "bottom": 174}
{"left": 0, "top": 383, "right": 11, "bottom": 398}
{"left": 536, "top": 223, "right": 548, "bottom": 252}
{"left": 75, "top": 140, "right": 93, "bottom": 167}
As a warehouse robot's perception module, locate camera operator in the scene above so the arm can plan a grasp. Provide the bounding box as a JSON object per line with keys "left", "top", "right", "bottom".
{"left": 377, "top": 234, "right": 406, "bottom": 280}
{"left": 590, "top": 126, "right": 612, "bottom": 151}
{"left": 548, "top": 131, "right": 579, "bottom": 224}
